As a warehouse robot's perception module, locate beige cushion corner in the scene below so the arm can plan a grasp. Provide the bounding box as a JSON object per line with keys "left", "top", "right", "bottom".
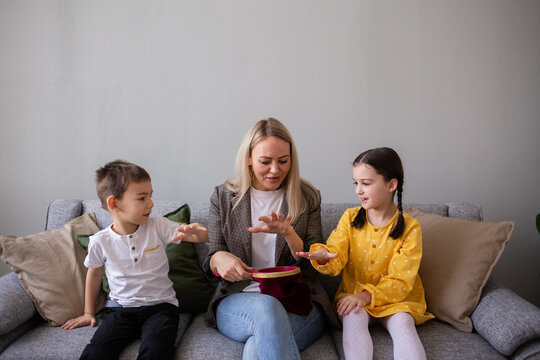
{"left": 407, "top": 207, "right": 514, "bottom": 332}
{"left": 0, "top": 213, "right": 104, "bottom": 326}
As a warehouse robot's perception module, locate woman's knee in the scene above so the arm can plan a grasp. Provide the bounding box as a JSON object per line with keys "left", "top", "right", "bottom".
{"left": 218, "top": 294, "right": 286, "bottom": 319}
{"left": 250, "top": 294, "right": 287, "bottom": 316}
{"left": 216, "top": 294, "right": 288, "bottom": 341}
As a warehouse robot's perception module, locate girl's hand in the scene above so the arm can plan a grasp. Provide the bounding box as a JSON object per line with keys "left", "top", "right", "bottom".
{"left": 296, "top": 248, "right": 338, "bottom": 265}
{"left": 61, "top": 313, "right": 96, "bottom": 330}
{"left": 336, "top": 291, "right": 372, "bottom": 316}
{"left": 210, "top": 251, "right": 254, "bottom": 282}
{"left": 248, "top": 212, "right": 293, "bottom": 236}
{"left": 172, "top": 223, "right": 208, "bottom": 243}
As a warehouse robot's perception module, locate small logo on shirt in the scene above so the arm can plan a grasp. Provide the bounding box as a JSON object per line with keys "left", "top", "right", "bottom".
{"left": 144, "top": 245, "right": 161, "bottom": 252}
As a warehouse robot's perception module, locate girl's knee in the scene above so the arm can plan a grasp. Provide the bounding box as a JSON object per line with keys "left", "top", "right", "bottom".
{"left": 390, "top": 312, "right": 415, "bottom": 326}
{"left": 343, "top": 308, "right": 370, "bottom": 325}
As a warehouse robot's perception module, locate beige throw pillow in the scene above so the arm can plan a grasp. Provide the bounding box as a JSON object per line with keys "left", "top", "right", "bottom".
{"left": 407, "top": 207, "right": 514, "bottom": 332}
{"left": 0, "top": 213, "right": 103, "bottom": 326}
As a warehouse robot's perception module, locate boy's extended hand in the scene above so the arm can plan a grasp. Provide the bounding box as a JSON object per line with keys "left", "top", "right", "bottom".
{"left": 61, "top": 313, "right": 96, "bottom": 330}
{"left": 172, "top": 223, "right": 208, "bottom": 243}
{"left": 296, "top": 247, "right": 338, "bottom": 265}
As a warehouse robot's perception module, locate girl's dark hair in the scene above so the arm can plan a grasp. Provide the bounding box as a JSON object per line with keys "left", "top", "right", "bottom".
{"left": 351, "top": 147, "right": 405, "bottom": 239}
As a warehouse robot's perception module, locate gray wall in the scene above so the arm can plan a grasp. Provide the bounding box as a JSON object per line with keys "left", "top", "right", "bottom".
{"left": 1, "top": 1, "right": 539, "bottom": 307}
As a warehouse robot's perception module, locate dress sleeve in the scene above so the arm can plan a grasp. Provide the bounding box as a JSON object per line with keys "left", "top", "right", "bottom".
{"left": 309, "top": 209, "right": 351, "bottom": 277}
{"left": 356, "top": 220, "right": 423, "bottom": 309}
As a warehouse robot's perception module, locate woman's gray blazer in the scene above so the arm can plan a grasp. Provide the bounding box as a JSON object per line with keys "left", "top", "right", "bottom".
{"left": 203, "top": 184, "right": 340, "bottom": 328}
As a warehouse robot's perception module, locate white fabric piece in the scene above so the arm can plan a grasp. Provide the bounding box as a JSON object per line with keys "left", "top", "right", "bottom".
{"left": 86, "top": 217, "right": 182, "bottom": 307}
{"left": 243, "top": 187, "right": 284, "bottom": 293}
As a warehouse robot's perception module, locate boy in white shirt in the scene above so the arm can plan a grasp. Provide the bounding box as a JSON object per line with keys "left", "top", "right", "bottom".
{"left": 62, "top": 160, "right": 207, "bottom": 360}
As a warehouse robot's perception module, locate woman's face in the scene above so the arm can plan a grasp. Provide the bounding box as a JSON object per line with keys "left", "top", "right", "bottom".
{"left": 249, "top": 136, "right": 291, "bottom": 191}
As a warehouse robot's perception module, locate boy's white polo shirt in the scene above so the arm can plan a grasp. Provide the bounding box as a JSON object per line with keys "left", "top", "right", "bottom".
{"left": 85, "top": 217, "right": 182, "bottom": 307}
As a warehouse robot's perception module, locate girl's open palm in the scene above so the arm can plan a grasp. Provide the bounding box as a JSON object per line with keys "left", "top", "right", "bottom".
{"left": 296, "top": 247, "right": 338, "bottom": 265}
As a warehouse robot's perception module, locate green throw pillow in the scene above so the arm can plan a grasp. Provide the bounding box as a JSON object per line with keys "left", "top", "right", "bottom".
{"left": 163, "top": 204, "right": 213, "bottom": 313}
{"left": 77, "top": 203, "right": 213, "bottom": 313}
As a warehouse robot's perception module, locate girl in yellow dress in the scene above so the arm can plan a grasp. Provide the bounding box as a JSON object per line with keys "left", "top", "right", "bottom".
{"left": 297, "top": 147, "right": 433, "bottom": 360}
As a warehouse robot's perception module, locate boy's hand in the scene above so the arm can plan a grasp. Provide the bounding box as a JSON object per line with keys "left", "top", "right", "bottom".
{"left": 337, "top": 291, "right": 372, "bottom": 316}
{"left": 61, "top": 313, "right": 96, "bottom": 330}
{"left": 172, "top": 223, "right": 208, "bottom": 243}
{"left": 296, "top": 248, "right": 338, "bottom": 265}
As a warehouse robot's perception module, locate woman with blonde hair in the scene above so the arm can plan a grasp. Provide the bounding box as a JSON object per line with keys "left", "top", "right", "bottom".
{"left": 203, "top": 118, "right": 338, "bottom": 359}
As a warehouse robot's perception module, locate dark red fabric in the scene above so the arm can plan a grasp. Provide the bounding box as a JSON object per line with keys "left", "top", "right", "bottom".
{"left": 252, "top": 266, "right": 313, "bottom": 316}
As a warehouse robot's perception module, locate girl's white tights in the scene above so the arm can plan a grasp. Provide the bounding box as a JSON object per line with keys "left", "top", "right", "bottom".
{"left": 342, "top": 310, "right": 427, "bottom": 360}
{"left": 342, "top": 309, "right": 373, "bottom": 360}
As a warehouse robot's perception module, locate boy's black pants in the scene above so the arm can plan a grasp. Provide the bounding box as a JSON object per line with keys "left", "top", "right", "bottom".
{"left": 80, "top": 303, "right": 179, "bottom": 360}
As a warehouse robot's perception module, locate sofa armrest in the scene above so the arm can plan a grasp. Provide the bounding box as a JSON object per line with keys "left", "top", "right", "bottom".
{"left": 0, "top": 272, "right": 36, "bottom": 335}
{"left": 471, "top": 279, "right": 540, "bottom": 356}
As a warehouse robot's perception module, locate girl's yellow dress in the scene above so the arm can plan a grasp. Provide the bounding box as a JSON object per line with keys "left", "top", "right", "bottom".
{"left": 311, "top": 207, "right": 434, "bottom": 324}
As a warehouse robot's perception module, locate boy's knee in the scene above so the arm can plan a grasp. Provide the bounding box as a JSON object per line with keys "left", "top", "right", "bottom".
{"left": 138, "top": 341, "right": 176, "bottom": 360}
{"left": 80, "top": 343, "right": 118, "bottom": 360}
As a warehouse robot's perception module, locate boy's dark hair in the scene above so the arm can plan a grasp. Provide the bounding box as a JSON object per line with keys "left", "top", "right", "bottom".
{"left": 351, "top": 147, "right": 405, "bottom": 239}
{"left": 95, "top": 160, "right": 151, "bottom": 210}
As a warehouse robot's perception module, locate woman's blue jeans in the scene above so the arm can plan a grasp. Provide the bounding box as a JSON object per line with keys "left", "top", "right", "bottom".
{"left": 216, "top": 293, "right": 326, "bottom": 360}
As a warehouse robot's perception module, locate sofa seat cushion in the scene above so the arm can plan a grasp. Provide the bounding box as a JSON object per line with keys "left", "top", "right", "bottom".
{"left": 178, "top": 314, "right": 339, "bottom": 360}
{"left": 178, "top": 315, "right": 244, "bottom": 359}
{"left": 331, "top": 319, "right": 506, "bottom": 359}
{"left": 0, "top": 312, "right": 193, "bottom": 360}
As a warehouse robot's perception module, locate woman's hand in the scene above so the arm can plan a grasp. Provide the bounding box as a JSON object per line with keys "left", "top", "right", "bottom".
{"left": 336, "top": 291, "right": 372, "bottom": 316}
{"left": 248, "top": 212, "right": 293, "bottom": 236}
{"left": 296, "top": 247, "right": 338, "bottom": 265}
{"left": 210, "top": 251, "right": 254, "bottom": 282}
{"left": 249, "top": 212, "right": 306, "bottom": 259}
{"left": 172, "top": 223, "right": 208, "bottom": 243}
{"left": 61, "top": 313, "right": 96, "bottom": 330}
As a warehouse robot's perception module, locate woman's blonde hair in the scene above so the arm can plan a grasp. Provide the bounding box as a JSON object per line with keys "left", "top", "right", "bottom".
{"left": 225, "top": 118, "right": 320, "bottom": 224}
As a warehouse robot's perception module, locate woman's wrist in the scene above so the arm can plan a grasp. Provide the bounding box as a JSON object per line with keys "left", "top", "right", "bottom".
{"left": 209, "top": 251, "right": 222, "bottom": 274}
{"left": 281, "top": 224, "right": 294, "bottom": 237}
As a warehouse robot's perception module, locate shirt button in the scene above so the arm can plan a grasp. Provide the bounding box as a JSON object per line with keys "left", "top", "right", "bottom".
{"left": 374, "top": 229, "right": 379, "bottom": 232}
{"left": 372, "top": 244, "right": 376, "bottom": 248}
{"left": 134, "top": 258, "right": 138, "bottom": 262}
{"left": 371, "top": 261, "right": 375, "bottom": 264}
{"left": 129, "top": 235, "right": 133, "bottom": 238}
{"left": 131, "top": 247, "right": 135, "bottom": 251}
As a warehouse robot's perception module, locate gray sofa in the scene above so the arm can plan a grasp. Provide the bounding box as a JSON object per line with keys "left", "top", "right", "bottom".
{"left": 1, "top": 199, "right": 539, "bottom": 359}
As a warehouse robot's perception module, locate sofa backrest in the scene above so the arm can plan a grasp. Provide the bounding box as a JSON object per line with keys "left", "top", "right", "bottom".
{"left": 45, "top": 199, "right": 483, "bottom": 280}
{"left": 46, "top": 200, "right": 483, "bottom": 233}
